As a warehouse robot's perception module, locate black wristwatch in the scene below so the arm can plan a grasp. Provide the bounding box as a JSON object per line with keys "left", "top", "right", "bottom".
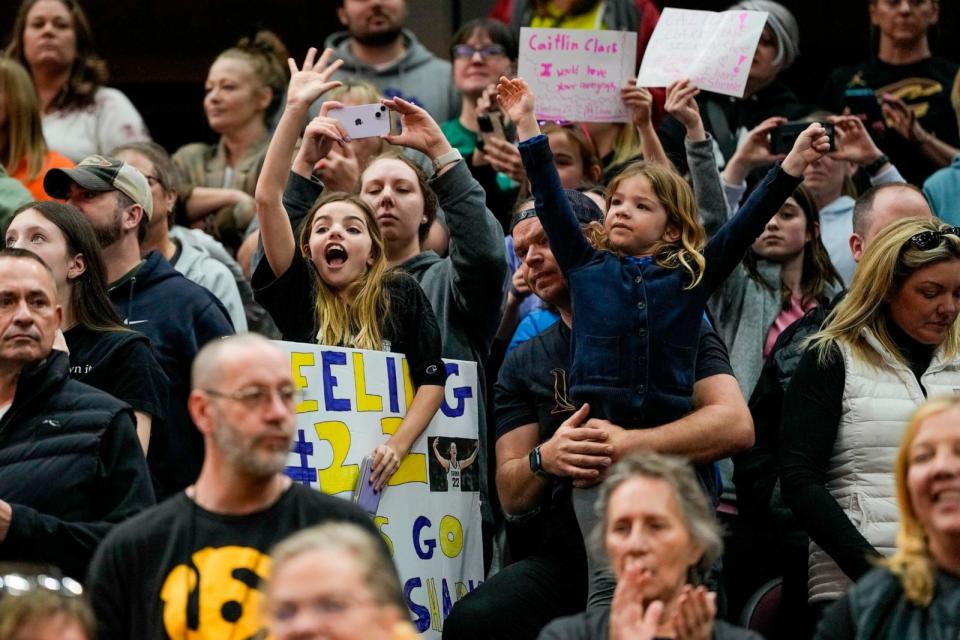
{"left": 864, "top": 154, "right": 890, "bottom": 177}
{"left": 529, "top": 445, "right": 549, "bottom": 477}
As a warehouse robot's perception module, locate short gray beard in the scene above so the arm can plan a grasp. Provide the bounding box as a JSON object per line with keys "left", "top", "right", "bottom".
{"left": 212, "top": 417, "right": 289, "bottom": 480}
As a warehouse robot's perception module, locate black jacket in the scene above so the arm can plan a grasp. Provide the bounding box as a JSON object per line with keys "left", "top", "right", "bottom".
{"left": 817, "top": 567, "right": 960, "bottom": 640}
{"left": 109, "top": 251, "right": 234, "bottom": 497}
{"left": 0, "top": 351, "right": 155, "bottom": 579}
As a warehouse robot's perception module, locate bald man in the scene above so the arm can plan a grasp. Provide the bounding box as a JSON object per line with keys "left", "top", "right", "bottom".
{"left": 0, "top": 248, "right": 154, "bottom": 580}
{"left": 88, "top": 334, "right": 384, "bottom": 640}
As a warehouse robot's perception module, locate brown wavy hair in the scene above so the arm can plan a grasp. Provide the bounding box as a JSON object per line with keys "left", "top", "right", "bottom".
{"left": 6, "top": 0, "right": 107, "bottom": 112}
{"left": 602, "top": 161, "right": 706, "bottom": 289}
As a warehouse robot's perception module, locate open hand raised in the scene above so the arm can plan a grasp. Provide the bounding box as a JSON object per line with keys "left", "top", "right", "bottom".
{"left": 286, "top": 47, "right": 343, "bottom": 109}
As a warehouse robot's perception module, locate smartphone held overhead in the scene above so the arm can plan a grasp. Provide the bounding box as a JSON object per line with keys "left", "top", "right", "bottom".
{"left": 328, "top": 103, "right": 392, "bottom": 139}
{"left": 770, "top": 121, "right": 836, "bottom": 155}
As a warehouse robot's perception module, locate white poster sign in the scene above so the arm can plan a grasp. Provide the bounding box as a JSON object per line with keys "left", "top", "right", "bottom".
{"left": 518, "top": 27, "right": 638, "bottom": 122}
{"left": 637, "top": 8, "right": 768, "bottom": 97}
{"left": 279, "top": 342, "right": 483, "bottom": 638}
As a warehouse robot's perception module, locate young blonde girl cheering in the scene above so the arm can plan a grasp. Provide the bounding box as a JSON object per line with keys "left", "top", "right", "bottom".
{"left": 254, "top": 48, "right": 446, "bottom": 491}
{"left": 498, "top": 75, "right": 830, "bottom": 607}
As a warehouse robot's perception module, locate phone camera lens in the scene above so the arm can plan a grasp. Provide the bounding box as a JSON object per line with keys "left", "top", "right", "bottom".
{"left": 375, "top": 111, "right": 381, "bottom": 118}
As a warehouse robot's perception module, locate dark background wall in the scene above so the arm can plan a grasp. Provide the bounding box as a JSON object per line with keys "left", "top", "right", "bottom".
{"left": 2, "top": 0, "right": 957, "bottom": 153}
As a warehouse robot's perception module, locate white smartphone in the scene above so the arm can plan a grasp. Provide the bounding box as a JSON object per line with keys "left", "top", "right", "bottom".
{"left": 328, "top": 103, "right": 391, "bottom": 139}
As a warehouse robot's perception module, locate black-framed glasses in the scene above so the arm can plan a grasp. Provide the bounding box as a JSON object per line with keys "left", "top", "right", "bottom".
{"left": 451, "top": 44, "right": 507, "bottom": 60}
{"left": 0, "top": 573, "right": 83, "bottom": 598}
{"left": 203, "top": 386, "right": 303, "bottom": 408}
{"left": 908, "top": 227, "right": 960, "bottom": 251}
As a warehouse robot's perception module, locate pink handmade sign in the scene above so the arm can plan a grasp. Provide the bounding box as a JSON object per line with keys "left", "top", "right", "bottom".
{"left": 518, "top": 28, "right": 638, "bottom": 123}
{"left": 637, "top": 8, "right": 768, "bottom": 98}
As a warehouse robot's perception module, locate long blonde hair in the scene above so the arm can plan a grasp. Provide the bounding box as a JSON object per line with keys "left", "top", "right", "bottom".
{"left": 298, "top": 192, "right": 393, "bottom": 350}
{"left": 0, "top": 55, "right": 47, "bottom": 181}
{"left": 885, "top": 395, "right": 960, "bottom": 606}
{"left": 602, "top": 161, "right": 706, "bottom": 288}
{"left": 809, "top": 218, "right": 960, "bottom": 366}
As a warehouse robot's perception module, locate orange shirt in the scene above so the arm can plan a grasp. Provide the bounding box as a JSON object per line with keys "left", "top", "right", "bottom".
{"left": 11, "top": 151, "right": 74, "bottom": 201}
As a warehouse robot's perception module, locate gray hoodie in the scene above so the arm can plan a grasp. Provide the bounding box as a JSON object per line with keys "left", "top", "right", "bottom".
{"left": 168, "top": 226, "right": 247, "bottom": 332}
{"left": 312, "top": 29, "right": 460, "bottom": 123}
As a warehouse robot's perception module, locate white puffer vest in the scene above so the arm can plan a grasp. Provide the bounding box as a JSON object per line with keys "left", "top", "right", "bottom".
{"left": 807, "top": 329, "right": 960, "bottom": 603}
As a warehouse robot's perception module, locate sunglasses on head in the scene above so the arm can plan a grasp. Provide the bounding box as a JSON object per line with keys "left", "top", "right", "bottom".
{"left": 0, "top": 573, "right": 83, "bottom": 598}
{"left": 907, "top": 226, "right": 960, "bottom": 251}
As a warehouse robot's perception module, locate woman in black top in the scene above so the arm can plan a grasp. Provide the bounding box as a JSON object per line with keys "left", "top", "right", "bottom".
{"left": 780, "top": 219, "right": 960, "bottom": 612}
{"left": 254, "top": 47, "right": 446, "bottom": 491}
{"left": 5, "top": 200, "right": 168, "bottom": 453}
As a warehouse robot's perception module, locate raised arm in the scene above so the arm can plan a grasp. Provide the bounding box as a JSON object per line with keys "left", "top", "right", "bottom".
{"left": 432, "top": 438, "right": 450, "bottom": 471}
{"left": 665, "top": 80, "right": 728, "bottom": 235}
{"left": 254, "top": 47, "right": 343, "bottom": 278}
{"left": 383, "top": 96, "right": 507, "bottom": 350}
{"left": 460, "top": 443, "right": 480, "bottom": 470}
{"left": 623, "top": 79, "right": 669, "bottom": 166}
{"left": 498, "top": 76, "right": 594, "bottom": 272}
{"left": 702, "top": 123, "right": 829, "bottom": 293}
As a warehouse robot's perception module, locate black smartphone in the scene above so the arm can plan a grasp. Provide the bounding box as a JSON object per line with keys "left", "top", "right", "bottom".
{"left": 477, "top": 111, "right": 516, "bottom": 142}
{"left": 844, "top": 87, "right": 885, "bottom": 127}
{"left": 770, "top": 121, "right": 836, "bottom": 155}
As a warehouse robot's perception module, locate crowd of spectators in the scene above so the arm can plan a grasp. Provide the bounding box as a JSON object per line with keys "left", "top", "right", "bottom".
{"left": 0, "top": 0, "right": 958, "bottom": 639}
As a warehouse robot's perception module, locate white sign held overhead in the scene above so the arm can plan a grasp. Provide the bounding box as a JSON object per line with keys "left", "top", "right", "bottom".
{"left": 637, "top": 8, "right": 768, "bottom": 98}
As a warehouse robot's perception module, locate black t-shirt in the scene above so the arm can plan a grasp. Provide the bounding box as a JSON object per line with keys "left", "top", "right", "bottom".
{"left": 253, "top": 254, "right": 447, "bottom": 388}
{"left": 87, "top": 483, "right": 382, "bottom": 640}
{"left": 820, "top": 56, "right": 960, "bottom": 185}
{"left": 64, "top": 324, "right": 169, "bottom": 422}
{"left": 494, "top": 319, "right": 733, "bottom": 556}
{"left": 494, "top": 319, "right": 733, "bottom": 442}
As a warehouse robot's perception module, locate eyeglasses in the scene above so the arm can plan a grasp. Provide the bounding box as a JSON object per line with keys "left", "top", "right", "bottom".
{"left": 451, "top": 44, "right": 507, "bottom": 60}
{"left": 908, "top": 227, "right": 960, "bottom": 251}
{"left": 0, "top": 573, "right": 83, "bottom": 598}
{"left": 203, "top": 386, "right": 303, "bottom": 409}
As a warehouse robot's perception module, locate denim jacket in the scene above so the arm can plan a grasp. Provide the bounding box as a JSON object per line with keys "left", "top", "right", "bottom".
{"left": 518, "top": 134, "right": 800, "bottom": 426}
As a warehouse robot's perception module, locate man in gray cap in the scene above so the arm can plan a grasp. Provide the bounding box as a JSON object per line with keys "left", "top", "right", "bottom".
{"left": 45, "top": 155, "right": 235, "bottom": 498}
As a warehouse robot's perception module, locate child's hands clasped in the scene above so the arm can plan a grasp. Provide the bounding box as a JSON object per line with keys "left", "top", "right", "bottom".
{"left": 781, "top": 122, "right": 831, "bottom": 177}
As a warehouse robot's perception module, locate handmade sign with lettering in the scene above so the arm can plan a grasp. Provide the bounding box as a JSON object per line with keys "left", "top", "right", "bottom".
{"left": 518, "top": 27, "right": 638, "bottom": 122}
{"left": 279, "top": 341, "right": 482, "bottom": 638}
{"left": 637, "top": 8, "right": 768, "bottom": 98}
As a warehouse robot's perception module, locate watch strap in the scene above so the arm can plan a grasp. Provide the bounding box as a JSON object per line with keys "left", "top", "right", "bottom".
{"left": 865, "top": 154, "right": 890, "bottom": 177}
{"left": 529, "top": 445, "right": 548, "bottom": 477}
{"left": 432, "top": 148, "right": 463, "bottom": 173}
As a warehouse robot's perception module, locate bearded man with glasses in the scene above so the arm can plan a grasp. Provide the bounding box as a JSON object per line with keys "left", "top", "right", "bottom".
{"left": 87, "top": 334, "right": 384, "bottom": 640}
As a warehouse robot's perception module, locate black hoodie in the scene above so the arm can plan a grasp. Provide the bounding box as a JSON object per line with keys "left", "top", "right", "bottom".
{"left": 109, "top": 251, "right": 234, "bottom": 498}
